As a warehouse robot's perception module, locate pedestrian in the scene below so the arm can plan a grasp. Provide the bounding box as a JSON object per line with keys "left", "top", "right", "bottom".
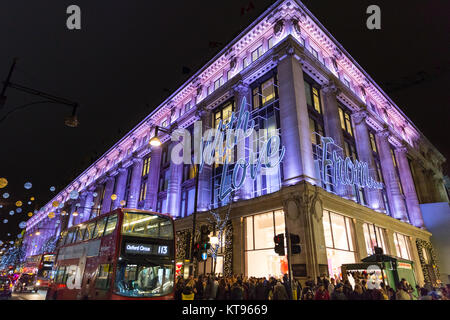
{"left": 293, "top": 278, "right": 302, "bottom": 300}
{"left": 349, "top": 284, "right": 364, "bottom": 300}
{"left": 282, "top": 274, "right": 292, "bottom": 299}
{"left": 328, "top": 278, "right": 335, "bottom": 294}
{"left": 342, "top": 279, "right": 353, "bottom": 298}
{"left": 194, "top": 276, "right": 204, "bottom": 300}
{"left": 395, "top": 283, "right": 411, "bottom": 300}
{"left": 182, "top": 284, "right": 195, "bottom": 300}
{"left": 419, "top": 287, "right": 432, "bottom": 300}
{"left": 255, "top": 279, "right": 267, "bottom": 300}
{"left": 330, "top": 283, "right": 347, "bottom": 300}
{"left": 230, "top": 280, "right": 244, "bottom": 300}
{"left": 302, "top": 280, "right": 315, "bottom": 300}
{"left": 248, "top": 278, "right": 256, "bottom": 300}
{"left": 175, "top": 277, "right": 185, "bottom": 300}
{"left": 273, "top": 280, "right": 289, "bottom": 300}
{"left": 314, "top": 284, "right": 330, "bottom": 300}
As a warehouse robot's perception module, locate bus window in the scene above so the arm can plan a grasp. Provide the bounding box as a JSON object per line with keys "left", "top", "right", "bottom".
{"left": 83, "top": 221, "right": 97, "bottom": 241}
{"left": 63, "top": 266, "right": 77, "bottom": 286}
{"left": 58, "top": 231, "right": 68, "bottom": 247}
{"left": 66, "top": 228, "right": 76, "bottom": 244}
{"left": 74, "top": 225, "right": 86, "bottom": 242}
{"left": 104, "top": 214, "right": 118, "bottom": 236}
{"left": 95, "top": 264, "right": 112, "bottom": 290}
{"left": 93, "top": 217, "right": 107, "bottom": 238}
{"left": 114, "top": 262, "right": 174, "bottom": 297}
{"left": 122, "top": 212, "right": 173, "bottom": 239}
{"left": 159, "top": 220, "right": 173, "bottom": 238}
{"left": 56, "top": 266, "right": 66, "bottom": 284}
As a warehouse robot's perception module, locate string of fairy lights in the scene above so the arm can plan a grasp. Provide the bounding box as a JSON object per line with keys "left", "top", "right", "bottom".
{"left": 0, "top": 176, "right": 128, "bottom": 266}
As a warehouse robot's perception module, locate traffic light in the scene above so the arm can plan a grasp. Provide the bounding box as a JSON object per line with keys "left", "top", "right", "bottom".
{"left": 274, "top": 233, "right": 285, "bottom": 256}
{"left": 290, "top": 233, "right": 301, "bottom": 254}
{"left": 193, "top": 243, "right": 200, "bottom": 260}
{"left": 200, "top": 225, "right": 209, "bottom": 244}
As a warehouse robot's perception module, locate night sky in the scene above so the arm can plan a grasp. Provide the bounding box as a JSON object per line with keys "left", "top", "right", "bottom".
{"left": 0, "top": 0, "right": 449, "bottom": 247}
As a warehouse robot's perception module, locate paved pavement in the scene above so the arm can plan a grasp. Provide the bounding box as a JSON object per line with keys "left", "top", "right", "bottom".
{"left": 9, "top": 290, "right": 47, "bottom": 300}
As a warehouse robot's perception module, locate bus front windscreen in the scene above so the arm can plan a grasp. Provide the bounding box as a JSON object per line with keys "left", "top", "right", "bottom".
{"left": 121, "top": 212, "right": 173, "bottom": 239}
{"left": 114, "top": 260, "right": 174, "bottom": 297}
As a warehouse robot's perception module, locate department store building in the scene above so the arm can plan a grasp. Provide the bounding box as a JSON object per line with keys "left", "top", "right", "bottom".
{"left": 24, "top": 0, "right": 448, "bottom": 286}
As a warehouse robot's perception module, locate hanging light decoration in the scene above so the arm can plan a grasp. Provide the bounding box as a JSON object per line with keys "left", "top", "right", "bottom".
{"left": 0, "top": 178, "right": 8, "bottom": 188}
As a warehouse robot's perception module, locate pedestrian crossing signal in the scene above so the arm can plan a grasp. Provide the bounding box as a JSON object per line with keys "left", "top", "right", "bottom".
{"left": 274, "top": 233, "right": 285, "bottom": 256}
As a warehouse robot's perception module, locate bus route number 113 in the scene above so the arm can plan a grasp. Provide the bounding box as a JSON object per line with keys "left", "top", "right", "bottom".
{"left": 158, "top": 245, "right": 168, "bottom": 255}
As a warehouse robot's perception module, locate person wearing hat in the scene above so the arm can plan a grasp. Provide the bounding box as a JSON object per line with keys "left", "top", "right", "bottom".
{"left": 330, "top": 283, "right": 347, "bottom": 300}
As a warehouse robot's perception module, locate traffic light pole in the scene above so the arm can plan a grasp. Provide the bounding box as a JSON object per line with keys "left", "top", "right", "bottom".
{"left": 189, "top": 163, "right": 200, "bottom": 276}
{"left": 284, "top": 217, "right": 294, "bottom": 299}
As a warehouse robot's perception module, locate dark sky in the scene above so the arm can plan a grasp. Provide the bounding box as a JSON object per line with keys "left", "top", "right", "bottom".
{"left": 0, "top": 0, "right": 449, "bottom": 247}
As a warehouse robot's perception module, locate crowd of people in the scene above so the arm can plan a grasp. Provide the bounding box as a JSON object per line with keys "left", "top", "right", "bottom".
{"left": 174, "top": 273, "right": 450, "bottom": 300}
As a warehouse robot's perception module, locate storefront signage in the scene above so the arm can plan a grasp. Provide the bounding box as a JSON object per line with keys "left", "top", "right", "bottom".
{"left": 125, "top": 243, "right": 169, "bottom": 256}
{"left": 319, "top": 136, "right": 383, "bottom": 190}
{"left": 397, "top": 262, "right": 412, "bottom": 269}
{"left": 200, "top": 97, "right": 285, "bottom": 201}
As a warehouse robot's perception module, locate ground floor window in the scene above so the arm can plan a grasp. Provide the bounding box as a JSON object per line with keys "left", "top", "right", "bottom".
{"left": 363, "top": 223, "right": 388, "bottom": 256}
{"left": 244, "top": 210, "right": 286, "bottom": 278}
{"left": 198, "top": 256, "right": 224, "bottom": 275}
{"left": 322, "top": 210, "right": 357, "bottom": 279}
{"left": 393, "top": 232, "right": 412, "bottom": 260}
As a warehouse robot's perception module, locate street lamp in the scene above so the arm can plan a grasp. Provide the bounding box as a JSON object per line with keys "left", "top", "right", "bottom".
{"left": 149, "top": 125, "right": 171, "bottom": 147}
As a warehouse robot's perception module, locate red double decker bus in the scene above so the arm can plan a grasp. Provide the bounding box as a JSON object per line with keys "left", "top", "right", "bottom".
{"left": 46, "top": 208, "right": 175, "bottom": 300}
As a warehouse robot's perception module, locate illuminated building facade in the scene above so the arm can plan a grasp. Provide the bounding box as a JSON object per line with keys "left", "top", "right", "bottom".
{"left": 24, "top": 0, "right": 448, "bottom": 286}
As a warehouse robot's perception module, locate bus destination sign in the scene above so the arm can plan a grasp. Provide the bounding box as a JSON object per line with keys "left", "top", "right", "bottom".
{"left": 125, "top": 243, "right": 169, "bottom": 256}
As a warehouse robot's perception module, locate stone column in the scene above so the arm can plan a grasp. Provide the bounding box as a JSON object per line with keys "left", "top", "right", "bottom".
{"left": 83, "top": 190, "right": 94, "bottom": 221}
{"left": 409, "top": 236, "right": 425, "bottom": 287}
{"left": 277, "top": 51, "right": 316, "bottom": 186}
{"left": 101, "top": 175, "right": 115, "bottom": 214}
{"left": 321, "top": 81, "right": 345, "bottom": 149}
{"left": 127, "top": 157, "right": 143, "bottom": 209}
{"left": 232, "top": 217, "right": 244, "bottom": 275}
{"left": 67, "top": 201, "right": 77, "bottom": 228}
{"left": 91, "top": 184, "right": 104, "bottom": 218}
{"left": 196, "top": 109, "right": 213, "bottom": 211}
{"left": 233, "top": 81, "right": 253, "bottom": 200}
{"left": 354, "top": 219, "right": 369, "bottom": 260}
{"left": 282, "top": 184, "right": 327, "bottom": 281}
{"left": 375, "top": 130, "right": 408, "bottom": 221}
{"left": 395, "top": 147, "right": 425, "bottom": 228}
{"left": 352, "top": 110, "right": 384, "bottom": 210}
{"left": 72, "top": 194, "right": 86, "bottom": 226}
{"left": 166, "top": 158, "right": 183, "bottom": 217}
{"left": 112, "top": 167, "right": 128, "bottom": 210}
{"left": 144, "top": 146, "right": 162, "bottom": 211}
{"left": 320, "top": 81, "right": 349, "bottom": 196}
{"left": 410, "top": 161, "right": 431, "bottom": 203}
